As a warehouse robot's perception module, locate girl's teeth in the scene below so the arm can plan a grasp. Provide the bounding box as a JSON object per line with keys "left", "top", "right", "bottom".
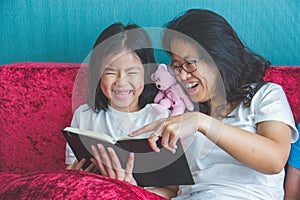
{"left": 114, "top": 90, "right": 131, "bottom": 95}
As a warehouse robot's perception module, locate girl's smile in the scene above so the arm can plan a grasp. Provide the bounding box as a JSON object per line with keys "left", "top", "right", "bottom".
{"left": 100, "top": 50, "right": 145, "bottom": 112}
{"left": 112, "top": 89, "right": 133, "bottom": 100}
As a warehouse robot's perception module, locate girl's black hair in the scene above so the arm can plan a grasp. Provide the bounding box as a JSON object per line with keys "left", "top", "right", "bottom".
{"left": 88, "top": 23, "right": 157, "bottom": 112}
{"left": 162, "top": 9, "right": 270, "bottom": 114}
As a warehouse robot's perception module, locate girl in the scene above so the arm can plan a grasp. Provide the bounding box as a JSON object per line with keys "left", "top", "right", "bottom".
{"left": 65, "top": 23, "right": 175, "bottom": 198}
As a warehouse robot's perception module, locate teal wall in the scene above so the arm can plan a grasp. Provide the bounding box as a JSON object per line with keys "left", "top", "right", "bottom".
{"left": 1, "top": 0, "right": 299, "bottom": 65}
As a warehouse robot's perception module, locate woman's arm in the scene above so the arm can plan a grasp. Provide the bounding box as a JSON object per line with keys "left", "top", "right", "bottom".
{"left": 202, "top": 116, "right": 291, "bottom": 174}
{"left": 130, "top": 112, "right": 292, "bottom": 174}
{"left": 284, "top": 164, "right": 300, "bottom": 200}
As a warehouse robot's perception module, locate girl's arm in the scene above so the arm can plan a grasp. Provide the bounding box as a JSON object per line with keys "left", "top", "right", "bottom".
{"left": 66, "top": 159, "right": 95, "bottom": 171}
{"left": 147, "top": 185, "right": 178, "bottom": 199}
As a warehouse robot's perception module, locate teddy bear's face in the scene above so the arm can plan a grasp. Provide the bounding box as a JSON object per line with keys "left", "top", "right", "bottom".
{"left": 151, "top": 64, "right": 177, "bottom": 90}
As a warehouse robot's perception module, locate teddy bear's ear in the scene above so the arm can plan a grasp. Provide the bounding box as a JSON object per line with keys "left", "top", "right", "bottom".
{"left": 151, "top": 73, "right": 156, "bottom": 81}
{"left": 158, "top": 64, "right": 168, "bottom": 71}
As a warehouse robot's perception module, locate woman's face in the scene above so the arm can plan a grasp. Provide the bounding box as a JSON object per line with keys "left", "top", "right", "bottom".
{"left": 169, "top": 38, "right": 217, "bottom": 103}
{"left": 100, "top": 50, "right": 144, "bottom": 112}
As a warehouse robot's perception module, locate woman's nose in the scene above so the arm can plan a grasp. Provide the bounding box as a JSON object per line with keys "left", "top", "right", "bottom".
{"left": 179, "top": 69, "right": 190, "bottom": 80}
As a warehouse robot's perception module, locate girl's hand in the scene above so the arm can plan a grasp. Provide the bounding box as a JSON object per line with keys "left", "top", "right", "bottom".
{"left": 91, "top": 144, "right": 137, "bottom": 185}
{"left": 68, "top": 158, "right": 95, "bottom": 172}
{"left": 129, "top": 112, "right": 202, "bottom": 153}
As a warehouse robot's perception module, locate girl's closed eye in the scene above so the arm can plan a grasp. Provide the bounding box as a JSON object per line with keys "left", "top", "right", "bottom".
{"left": 103, "top": 68, "right": 117, "bottom": 76}
{"left": 127, "top": 67, "right": 142, "bottom": 75}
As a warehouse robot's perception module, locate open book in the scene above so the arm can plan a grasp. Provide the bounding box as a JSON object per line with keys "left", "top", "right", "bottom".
{"left": 62, "top": 127, "right": 194, "bottom": 187}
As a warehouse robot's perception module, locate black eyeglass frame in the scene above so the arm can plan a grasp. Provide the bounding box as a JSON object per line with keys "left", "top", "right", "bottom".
{"left": 167, "top": 58, "right": 202, "bottom": 76}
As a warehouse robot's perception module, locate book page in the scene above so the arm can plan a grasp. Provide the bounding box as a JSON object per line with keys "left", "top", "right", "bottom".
{"left": 63, "top": 127, "right": 116, "bottom": 144}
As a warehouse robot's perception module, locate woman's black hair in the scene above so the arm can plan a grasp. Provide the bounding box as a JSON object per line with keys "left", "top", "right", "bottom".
{"left": 162, "top": 9, "right": 270, "bottom": 114}
{"left": 88, "top": 23, "right": 157, "bottom": 112}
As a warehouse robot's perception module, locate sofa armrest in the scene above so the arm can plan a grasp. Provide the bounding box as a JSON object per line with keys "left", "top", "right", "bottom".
{"left": 0, "top": 170, "right": 166, "bottom": 200}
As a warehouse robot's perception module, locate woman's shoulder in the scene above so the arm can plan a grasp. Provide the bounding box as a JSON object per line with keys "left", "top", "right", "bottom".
{"left": 255, "top": 82, "right": 285, "bottom": 99}
{"left": 260, "top": 82, "right": 283, "bottom": 91}
{"left": 250, "top": 82, "right": 289, "bottom": 107}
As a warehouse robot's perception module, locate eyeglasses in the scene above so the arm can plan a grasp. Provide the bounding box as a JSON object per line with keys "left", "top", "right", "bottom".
{"left": 167, "top": 58, "right": 202, "bottom": 76}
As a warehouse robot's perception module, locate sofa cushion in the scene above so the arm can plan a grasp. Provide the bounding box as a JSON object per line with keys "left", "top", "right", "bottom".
{"left": 0, "top": 170, "right": 166, "bottom": 199}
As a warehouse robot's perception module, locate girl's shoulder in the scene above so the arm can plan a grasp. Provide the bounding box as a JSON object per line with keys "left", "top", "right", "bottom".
{"left": 74, "top": 104, "right": 92, "bottom": 113}
{"left": 73, "top": 104, "right": 100, "bottom": 118}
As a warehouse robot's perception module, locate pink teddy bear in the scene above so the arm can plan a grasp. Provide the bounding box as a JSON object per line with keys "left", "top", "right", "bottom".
{"left": 151, "top": 64, "right": 194, "bottom": 116}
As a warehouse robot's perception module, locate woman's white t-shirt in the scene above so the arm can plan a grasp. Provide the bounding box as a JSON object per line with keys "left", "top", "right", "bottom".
{"left": 65, "top": 103, "right": 169, "bottom": 165}
{"left": 173, "top": 83, "right": 298, "bottom": 200}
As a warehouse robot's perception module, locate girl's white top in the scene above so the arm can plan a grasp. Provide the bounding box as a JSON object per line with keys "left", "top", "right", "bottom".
{"left": 65, "top": 103, "right": 169, "bottom": 164}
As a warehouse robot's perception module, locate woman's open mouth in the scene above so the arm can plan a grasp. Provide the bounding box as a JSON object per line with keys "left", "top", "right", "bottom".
{"left": 186, "top": 81, "right": 199, "bottom": 89}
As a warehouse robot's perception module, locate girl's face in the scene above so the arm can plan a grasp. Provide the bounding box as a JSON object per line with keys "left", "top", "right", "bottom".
{"left": 100, "top": 50, "right": 144, "bottom": 112}
{"left": 169, "top": 38, "right": 217, "bottom": 103}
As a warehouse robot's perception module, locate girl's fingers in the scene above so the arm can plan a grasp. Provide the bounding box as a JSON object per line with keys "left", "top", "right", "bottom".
{"left": 97, "top": 144, "right": 115, "bottom": 179}
{"left": 71, "top": 160, "right": 78, "bottom": 170}
{"left": 91, "top": 145, "right": 107, "bottom": 176}
{"left": 125, "top": 153, "right": 137, "bottom": 185}
{"left": 84, "top": 162, "right": 95, "bottom": 172}
{"left": 72, "top": 158, "right": 86, "bottom": 170}
{"left": 125, "top": 152, "right": 134, "bottom": 173}
{"left": 92, "top": 145, "right": 136, "bottom": 184}
{"left": 107, "top": 147, "right": 125, "bottom": 180}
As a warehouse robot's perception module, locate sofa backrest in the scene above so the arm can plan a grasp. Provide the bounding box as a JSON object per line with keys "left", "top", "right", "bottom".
{"left": 0, "top": 63, "right": 299, "bottom": 174}
{"left": 264, "top": 66, "right": 300, "bottom": 124}
{"left": 0, "top": 62, "right": 83, "bottom": 173}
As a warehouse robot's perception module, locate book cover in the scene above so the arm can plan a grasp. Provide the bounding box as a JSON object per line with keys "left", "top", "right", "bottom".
{"left": 62, "top": 127, "right": 194, "bottom": 187}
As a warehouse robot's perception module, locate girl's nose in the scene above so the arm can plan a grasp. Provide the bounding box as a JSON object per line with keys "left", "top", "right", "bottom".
{"left": 116, "top": 74, "right": 127, "bottom": 86}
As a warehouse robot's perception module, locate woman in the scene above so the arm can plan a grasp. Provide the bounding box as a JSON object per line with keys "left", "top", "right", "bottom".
{"left": 130, "top": 9, "right": 298, "bottom": 199}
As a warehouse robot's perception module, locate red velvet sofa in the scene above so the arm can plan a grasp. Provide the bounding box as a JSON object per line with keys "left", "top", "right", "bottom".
{"left": 0, "top": 62, "right": 299, "bottom": 199}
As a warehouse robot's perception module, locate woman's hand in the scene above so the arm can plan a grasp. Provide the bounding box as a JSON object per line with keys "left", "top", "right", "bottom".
{"left": 91, "top": 144, "right": 137, "bottom": 185}
{"left": 129, "top": 112, "right": 203, "bottom": 153}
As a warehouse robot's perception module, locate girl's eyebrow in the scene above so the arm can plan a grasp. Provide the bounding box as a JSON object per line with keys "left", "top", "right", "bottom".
{"left": 127, "top": 66, "right": 142, "bottom": 71}
{"left": 103, "top": 66, "right": 141, "bottom": 72}
{"left": 103, "top": 67, "right": 116, "bottom": 71}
